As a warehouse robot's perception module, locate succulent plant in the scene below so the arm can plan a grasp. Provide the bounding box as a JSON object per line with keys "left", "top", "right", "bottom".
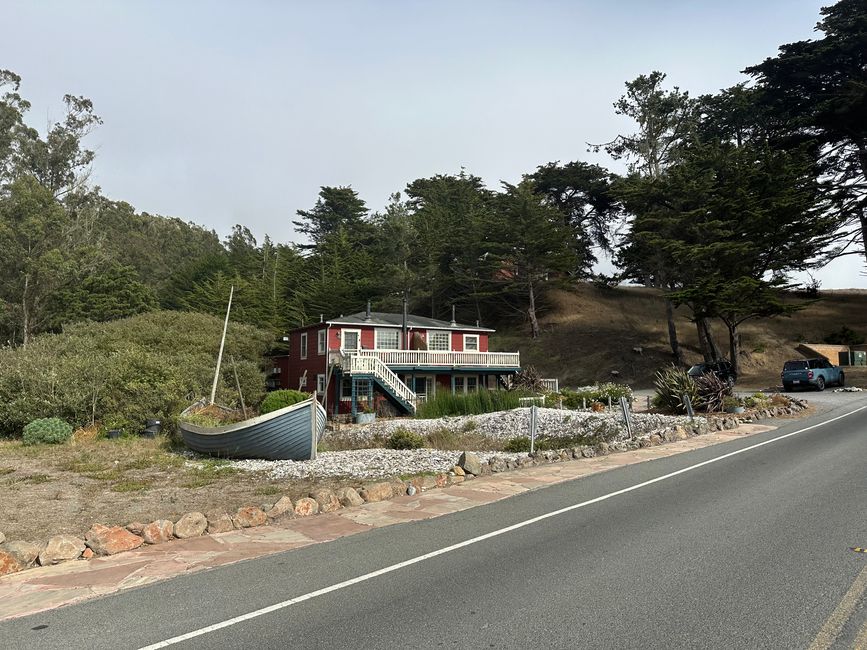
{"left": 22, "top": 417, "right": 73, "bottom": 446}
{"left": 652, "top": 366, "right": 703, "bottom": 414}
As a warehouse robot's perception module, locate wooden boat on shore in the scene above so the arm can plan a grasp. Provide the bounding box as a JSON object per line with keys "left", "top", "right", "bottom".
{"left": 179, "top": 394, "right": 327, "bottom": 461}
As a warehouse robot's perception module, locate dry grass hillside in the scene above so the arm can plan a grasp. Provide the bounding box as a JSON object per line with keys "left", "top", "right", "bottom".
{"left": 491, "top": 284, "right": 867, "bottom": 389}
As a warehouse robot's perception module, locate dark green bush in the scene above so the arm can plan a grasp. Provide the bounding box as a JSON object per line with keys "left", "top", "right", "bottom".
{"left": 824, "top": 326, "right": 865, "bottom": 346}
{"left": 22, "top": 418, "right": 73, "bottom": 445}
{"left": 386, "top": 428, "right": 425, "bottom": 450}
{"left": 504, "top": 436, "right": 531, "bottom": 453}
{"left": 260, "top": 390, "right": 309, "bottom": 415}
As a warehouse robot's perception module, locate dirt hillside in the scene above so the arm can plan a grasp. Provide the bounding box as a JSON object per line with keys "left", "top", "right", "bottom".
{"left": 491, "top": 284, "right": 867, "bottom": 389}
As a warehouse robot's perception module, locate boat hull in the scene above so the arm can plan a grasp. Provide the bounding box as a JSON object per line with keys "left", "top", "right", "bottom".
{"left": 179, "top": 396, "right": 327, "bottom": 461}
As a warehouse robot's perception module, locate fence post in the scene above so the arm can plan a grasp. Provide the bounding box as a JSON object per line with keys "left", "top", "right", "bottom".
{"left": 608, "top": 396, "right": 612, "bottom": 411}
{"left": 682, "top": 393, "right": 694, "bottom": 420}
{"left": 619, "top": 396, "right": 634, "bottom": 438}
{"left": 529, "top": 404, "right": 537, "bottom": 455}
{"left": 582, "top": 398, "right": 586, "bottom": 410}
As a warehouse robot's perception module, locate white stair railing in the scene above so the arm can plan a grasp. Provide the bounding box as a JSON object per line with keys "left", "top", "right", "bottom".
{"left": 343, "top": 353, "right": 417, "bottom": 411}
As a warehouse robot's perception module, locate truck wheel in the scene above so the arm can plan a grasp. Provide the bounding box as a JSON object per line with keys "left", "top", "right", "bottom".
{"left": 783, "top": 383, "right": 793, "bottom": 392}
{"left": 839, "top": 372, "right": 845, "bottom": 387}
{"left": 816, "top": 376, "right": 825, "bottom": 391}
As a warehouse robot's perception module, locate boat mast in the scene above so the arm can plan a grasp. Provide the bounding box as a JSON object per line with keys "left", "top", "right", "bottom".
{"left": 210, "top": 285, "right": 234, "bottom": 405}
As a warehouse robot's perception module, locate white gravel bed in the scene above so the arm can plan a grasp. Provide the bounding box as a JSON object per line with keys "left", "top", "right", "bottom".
{"left": 223, "top": 407, "right": 704, "bottom": 480}
{"left": 356, "top": 407, "right": 702, "bottom": 442}
{"left": 227, "top": 448, "right": 512, "bottom": 480}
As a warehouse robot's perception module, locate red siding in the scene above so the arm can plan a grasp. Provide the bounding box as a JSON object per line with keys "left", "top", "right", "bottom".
{"left": 286, "top": 325, "right": 328, "bottom": 394}
{"left": 451, "top": 331, "right": 462, "bottom": 351}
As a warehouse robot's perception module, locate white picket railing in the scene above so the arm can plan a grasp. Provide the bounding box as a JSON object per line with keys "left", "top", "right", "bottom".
{"left": 343, "top": 353, "right": 417, "bottom": 410}
{"left": 354, "top": 349, "right": 520, "bottom": 369}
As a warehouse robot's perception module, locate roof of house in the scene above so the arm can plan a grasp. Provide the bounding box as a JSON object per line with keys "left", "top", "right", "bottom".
{"left": 324, "top": 311, "right": 494, "bottom": 333}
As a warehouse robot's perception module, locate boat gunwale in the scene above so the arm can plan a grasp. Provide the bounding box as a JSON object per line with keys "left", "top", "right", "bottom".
{"left": 179, "top": 396, "right": 325, "bottom": 437}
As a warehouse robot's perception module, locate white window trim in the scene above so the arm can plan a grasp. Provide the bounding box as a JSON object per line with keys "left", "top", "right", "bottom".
{"left": 340, "top": 328, "right": 362, "bottom": 352}
{"left": 318, "top": 329, "right": 327, "bottom": 355}
{"left": 316, "top": 374, "right": 326, "bottom": 393}
{"left": 375, "top": 328, "right": 400, "bottom": 350}
{"left": 300, "top": 332, "right": 308, "bottom": 360}
{"left": 463, "top": 334, "right": 480, "bottom": 352}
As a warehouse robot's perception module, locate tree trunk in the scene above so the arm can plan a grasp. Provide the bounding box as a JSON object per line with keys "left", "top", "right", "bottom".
{"left": 527, "top": 281, "right": 540, "bottom": 339}
{"left": 727, "top": 322, "right": 741, "bottom": 376}
{"left": 697, "top": 317, "right": 722, "bottom": 361}
{"left": 664, "top": 298, "right": 684, "bottom": 365}
{"left": 22, "top": 273, "right": 31, "bottom": 347}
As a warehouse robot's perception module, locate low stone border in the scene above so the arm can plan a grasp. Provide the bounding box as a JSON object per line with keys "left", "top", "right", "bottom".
{"left": 0, "top": 396, "right": 808, "bottom": 577}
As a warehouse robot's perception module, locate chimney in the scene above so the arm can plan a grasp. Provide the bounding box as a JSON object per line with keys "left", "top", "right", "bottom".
{"left": 320, "top": 314, "right": 324, "bottom": 323}
{"left": 365, "top": 300, "right": 372, "bottom": 322}
{"left": 450, "top": 305, "right": 457, "bottom": 327}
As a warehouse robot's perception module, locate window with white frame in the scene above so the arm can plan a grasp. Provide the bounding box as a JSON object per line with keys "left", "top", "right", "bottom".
{"left": 428, "top": 331, "right": 449, "bottom": 351}
{"left": 316, "top": 374, "right": 326, "bottom": 393}
{"left": 341, "top": 329, "right": 361, "bottom": 351}
{"left": 318, "top": 329, "right": 327, "bottom": 355}
{"left": 300, "top": 332, "right": 308, "bottom": 359}
{"left": 375, "top": 328, "right": 400, "bottom": 350}
{"left": 463, "top": 334, "right": 479, "bottom": 351}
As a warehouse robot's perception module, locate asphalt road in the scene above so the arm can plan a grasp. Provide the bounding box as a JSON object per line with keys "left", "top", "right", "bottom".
{"left": 3, "top": 395, "right": 867, "bottom": 649}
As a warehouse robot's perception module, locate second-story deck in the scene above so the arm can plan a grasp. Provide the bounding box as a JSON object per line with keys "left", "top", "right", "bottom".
{"left": 353, "top": 349, "right": 520, "bottom": 371}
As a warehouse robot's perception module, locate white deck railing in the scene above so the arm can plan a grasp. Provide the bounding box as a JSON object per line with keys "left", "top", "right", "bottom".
{"left": 343, "top": 353, "right": 417, "bottom": 410}
{"left": 354, "top": 349, "right": 520, "bottom": 369}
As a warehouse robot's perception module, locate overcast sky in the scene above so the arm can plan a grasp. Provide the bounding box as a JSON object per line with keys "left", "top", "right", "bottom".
{"left": 3, "top": 0, "right": 864, "bottom": 288}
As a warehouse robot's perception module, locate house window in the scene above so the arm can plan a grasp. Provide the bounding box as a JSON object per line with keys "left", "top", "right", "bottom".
{"left": 376, "top": 329, "right": 400, "bottom": 350}
{"left": 316, "top": 374, "right": 326, "bottom": 393}
{"left": 463, "top": 334, "right": 479, "bottom": 352}
{"left": 454, "top": 376, "right": 478, "bottom": 393}
{"left": 428, "top": 331, "right": 449, "bottom": 351}
{"left": 300, "top": 332, "right": 308, "bottom": 360}
{"left": 318, "top": 329, "right": 327, "bottom": 355}
{"left": 341, "top": 329, "right": 361, "bottom": 351}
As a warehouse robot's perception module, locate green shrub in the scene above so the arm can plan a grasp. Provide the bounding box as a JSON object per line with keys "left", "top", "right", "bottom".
{"left": 415, "top": 389, "right": 527, "bottom": 418}
{"left": 386, "top": 428, "right": 425, "bottom": 450}
{"left": 0, "top": 311, "right": 272, "bottom": 438}
{"left": 504, "top": 436, "right": 531, "bottom": 453}
{"left": 22, "top": 418, "right": 73, "bottom": 446}
{"left": 554, "top": 383, "right": 634, "bottom": 409}
{"left": 260, "top": 390, "right": 309, "bottom": 415}
{"left": 824, "top": 326, "right": 865, "bottom": 346}
{"left": 652, "top": 366, "right": 702, "bottom": 414}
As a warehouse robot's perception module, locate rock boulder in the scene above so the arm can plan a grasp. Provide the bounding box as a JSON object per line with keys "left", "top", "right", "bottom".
{"left": 85, "top": 525, "right": 144, "bottom": 556}
{"left": 38, "top": 535, "right": 85, "bottom": 565}
{"left": 174, "top": 512, "right": 208, "bottom": 539}
{"left": 142, "top": 520, "right": 174, "bottom": 545}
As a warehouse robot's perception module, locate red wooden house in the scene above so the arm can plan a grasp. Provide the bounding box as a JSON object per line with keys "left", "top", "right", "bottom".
{"left": 269, "top": 307, "right": 520, "bottom": 417}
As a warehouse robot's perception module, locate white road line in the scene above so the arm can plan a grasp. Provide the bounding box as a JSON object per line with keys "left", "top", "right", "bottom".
{"left": 139, "top": 404, "right": 867, "bottom": 650}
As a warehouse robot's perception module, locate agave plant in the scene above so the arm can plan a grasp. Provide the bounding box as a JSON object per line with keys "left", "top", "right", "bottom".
{"left": 652, "top": 366, "right": 703, "bottom": 414}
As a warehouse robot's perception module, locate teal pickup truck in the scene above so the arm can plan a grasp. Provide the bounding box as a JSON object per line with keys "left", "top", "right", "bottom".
{"left": 781, "top": 358, "right": 845, "bottom": 391}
